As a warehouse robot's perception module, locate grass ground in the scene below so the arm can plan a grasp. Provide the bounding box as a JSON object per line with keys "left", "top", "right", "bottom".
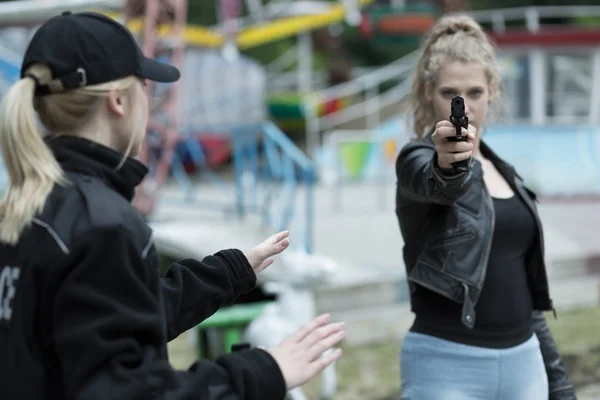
{"left": 167, "top": 306, "right": 600, "bottom": 399}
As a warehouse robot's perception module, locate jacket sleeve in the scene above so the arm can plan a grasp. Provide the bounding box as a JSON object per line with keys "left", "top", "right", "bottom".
{"left": 396, "top": 143, "right": 474, "bottom": 205}
{"left": 531, "top": 311, "right": 577, "bottom": 400}
{"left": 160, "top": 250, "right": 256, "bottom": 341}
{"left": 51, "top": 226, "right": 286, "bottom": 400}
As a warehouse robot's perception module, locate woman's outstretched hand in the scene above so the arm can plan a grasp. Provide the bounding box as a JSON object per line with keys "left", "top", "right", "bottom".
{"left": 244, "top": 231, "right": 290, "bottom": 275}
{"left": 267, "top": 314, "right": 345, "bottom": 390}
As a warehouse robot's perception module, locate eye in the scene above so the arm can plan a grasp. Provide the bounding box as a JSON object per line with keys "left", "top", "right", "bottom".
{"left": 469, "top": 89, "right": 484, "bottom": 99}
{"left": 441, "top": 90, "right": 457, "bottom": 99}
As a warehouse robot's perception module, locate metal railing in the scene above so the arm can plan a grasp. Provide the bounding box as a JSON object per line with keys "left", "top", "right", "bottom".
{"left": 232, "top": 122, "right": 316, "bottom": 254}
{"left": 266, "top": 70, "right": 329, "bottom": 94}
{"left": 301, "top": 51, "right": 418, "bottom": 155}
{"left": 209, "top": 0, "right": 369, "bottom": 33}
{"left": 266, "top": 66, "right": 384, "bottom": 94}
{"left": 465, "top": 5, "right": 600, "bottom": 33}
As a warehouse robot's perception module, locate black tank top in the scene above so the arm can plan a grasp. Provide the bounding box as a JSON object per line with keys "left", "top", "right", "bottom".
{"left": 409, "top": 195, "right": 537, "bottom": 349}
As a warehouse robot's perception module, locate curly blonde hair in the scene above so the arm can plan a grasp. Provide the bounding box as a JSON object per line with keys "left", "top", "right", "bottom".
{"left": 411, "top": 14, "right": 502, "bottom": 138}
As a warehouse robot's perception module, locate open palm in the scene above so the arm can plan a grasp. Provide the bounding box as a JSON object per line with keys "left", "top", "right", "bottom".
{"left": 244, "top": 231, "right": 290, "bottom": 275}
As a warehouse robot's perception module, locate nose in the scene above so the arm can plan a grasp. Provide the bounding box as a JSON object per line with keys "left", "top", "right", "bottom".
{"left": 463, "top": 100, "right": 471, "bottom": 117}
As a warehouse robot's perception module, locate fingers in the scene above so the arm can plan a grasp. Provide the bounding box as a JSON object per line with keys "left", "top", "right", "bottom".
{"left": 432, "top": 123, "right": 476, "bottom": 144}
{"left": 265, "top": 230, "right": 289, "bottom": 246}
{"left": 432, "top": 121, "right": 476, "bottom": 169}
{"left": 467, "top": 124, "right": 476, "bottom": 138}
{"left": 435, "top": 120, "right": 454, "bottom": 130}
{"left": 301, "top": 321, "right": 344, "bottom": 349}
{"left": 432, "top": 126, "right": 468, "bottom": 143}
{"left": 289, "top": 313, "right": 331, "bottom": 343}
{"left": 265, "top": 240, "right": 289, "bottom": 258}
{"left": 438, "top": 140, "right": 474, "bottom": 154}
{"left": 254, "top": 258, "right": 274, "bottom": 274}
{"left": 259, "top": 231, "right": 290, "bottom": 259}
{"left": 305, "top": 323, "right": 345, "bottom": 361}
{"left": 308, "top": 348, "right": 343, "bottom": 376}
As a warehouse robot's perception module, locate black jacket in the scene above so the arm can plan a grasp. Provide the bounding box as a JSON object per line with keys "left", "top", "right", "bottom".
{"left": 0, "top": 136, "right": 286, "bottom": 400}
{"left": 395, "top": 135, "right": 576, "bottom": 399}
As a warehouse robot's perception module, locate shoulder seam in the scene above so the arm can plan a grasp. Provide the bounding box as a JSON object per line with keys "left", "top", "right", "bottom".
{"left": 32, "top": 218, "right": 71, "bottom": 255}
{"left": 141, "top": 232, "right": 154, "bottom": 260}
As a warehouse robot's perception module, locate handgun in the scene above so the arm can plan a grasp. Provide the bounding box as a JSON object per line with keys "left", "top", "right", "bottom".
{"left": 447, "top": 95, "right": 470, "bottom": 174}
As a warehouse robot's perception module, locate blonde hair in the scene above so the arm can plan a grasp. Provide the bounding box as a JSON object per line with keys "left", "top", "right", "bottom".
{"left": 411, "top": 15, "right": 502, "bottom": 138}
{"left": 0, "top": 63, "right": 139, "bottom": 245}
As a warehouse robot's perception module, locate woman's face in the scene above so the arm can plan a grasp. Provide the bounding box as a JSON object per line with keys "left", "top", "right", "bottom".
{"left": 127, "top": 79, "right": 149, "bottom": 157}
{"left": 429, "top": 61, "right": 492, "bottom": 134}
{"left": 107, "top": 78, "right": 149, "bottom": 157}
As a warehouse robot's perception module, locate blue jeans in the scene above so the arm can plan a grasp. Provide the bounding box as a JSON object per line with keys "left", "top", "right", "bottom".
{"left": 400, "top": 332, "right": 549, "bottom": 400}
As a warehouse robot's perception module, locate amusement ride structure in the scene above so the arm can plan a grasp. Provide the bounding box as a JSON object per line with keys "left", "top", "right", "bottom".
{"left": 0, "top": 3, "right": 600, "bottom": 399}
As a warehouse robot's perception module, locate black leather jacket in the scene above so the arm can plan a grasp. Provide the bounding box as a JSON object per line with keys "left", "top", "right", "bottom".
{"left": 395, "top": 135, "right": 576, "bottom": 399}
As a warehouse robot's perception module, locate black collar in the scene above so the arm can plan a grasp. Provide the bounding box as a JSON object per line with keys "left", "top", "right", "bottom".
{"left": 47, "top": 135, "right": 148, "bottom": 202}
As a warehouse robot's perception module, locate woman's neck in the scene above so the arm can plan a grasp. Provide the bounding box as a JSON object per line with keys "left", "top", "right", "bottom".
{"left": 472, "top": 132, "right": 482, "bottom": 159}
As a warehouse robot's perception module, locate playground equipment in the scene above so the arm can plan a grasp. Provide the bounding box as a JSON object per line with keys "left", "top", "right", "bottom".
{"left": 268, "top": 92, "right": 350, "bottom": 131}
{"left": 122, "top": 0, "right": 187, "bottom": 216}
{"left": 167, "top": 49, "right": 268, "bottom": 200}
{"left": 359, "top": 2, "right": 438, "bottom": 43}
{"left": 107, "top": 0, "right": 374, "bottom": 49}
{"left": 266, "top": 24, "right": 356, "bottom": 131}
{"left": 112, "top": 0, "right": 374, "bottom": 216}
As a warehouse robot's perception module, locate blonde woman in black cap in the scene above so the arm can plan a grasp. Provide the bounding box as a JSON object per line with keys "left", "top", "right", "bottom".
{"left": 0, "top": 11, "right": 344, "bottom": 400}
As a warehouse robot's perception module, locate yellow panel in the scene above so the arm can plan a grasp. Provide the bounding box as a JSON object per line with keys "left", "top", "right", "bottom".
{"left": 101, "top": 0, "right": 374, "bottom": 49}
{"left": 237, "top": 0, "right": 374, "bottom": 49}
{"left": 102, "top": 11, "right": 224, "bottom": 47}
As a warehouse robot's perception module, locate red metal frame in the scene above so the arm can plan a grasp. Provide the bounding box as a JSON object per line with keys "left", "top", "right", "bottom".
{"left": 123, "top": 0, "right": 187, "bottom": 217}
{"left": 489, "top": 28, "right": 600, "bottom": 48}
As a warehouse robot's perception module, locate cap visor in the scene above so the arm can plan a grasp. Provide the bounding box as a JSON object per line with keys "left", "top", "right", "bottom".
{"left": 139, "top": 57, "right": 180, "bottom": 83}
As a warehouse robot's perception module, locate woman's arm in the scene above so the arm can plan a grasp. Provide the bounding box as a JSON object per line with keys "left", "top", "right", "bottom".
{"left": 160, "top": 250, "right": 256, "bottom": 341}
{"left": 396, "top": 141, "right": 475, "bottom": 205}
{"left": 52, "top": 226, "right": 286, "bottom": 400}
{"left": 531, "top": 311, "right": 576, "bottom": 400}
{"left": 159, "top": 230, "right": 289, "bottom": 341}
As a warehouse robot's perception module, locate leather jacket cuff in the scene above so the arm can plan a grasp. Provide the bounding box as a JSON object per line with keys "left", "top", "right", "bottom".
{"left": 549, "top": 385, "right": 577, "bottom": 400}
{"left": 531, "top": 311, "right": 576, "bottom": 399}
{"left": 430, "top": 153, "right": 469, "bottom": 184}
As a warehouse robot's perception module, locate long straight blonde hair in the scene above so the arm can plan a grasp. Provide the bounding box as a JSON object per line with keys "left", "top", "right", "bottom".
{"left": 0, "top": 63, "right": 140, "bottom": 245}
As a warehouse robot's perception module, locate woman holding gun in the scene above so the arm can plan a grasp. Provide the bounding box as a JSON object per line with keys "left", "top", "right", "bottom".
{"left": 395, "top": 14, "right": 576, "bottom": 400}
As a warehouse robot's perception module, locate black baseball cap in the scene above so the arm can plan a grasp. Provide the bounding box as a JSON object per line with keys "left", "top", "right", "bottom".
{"left": 21, "top": 11, "right": 180, "bottom": 95}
